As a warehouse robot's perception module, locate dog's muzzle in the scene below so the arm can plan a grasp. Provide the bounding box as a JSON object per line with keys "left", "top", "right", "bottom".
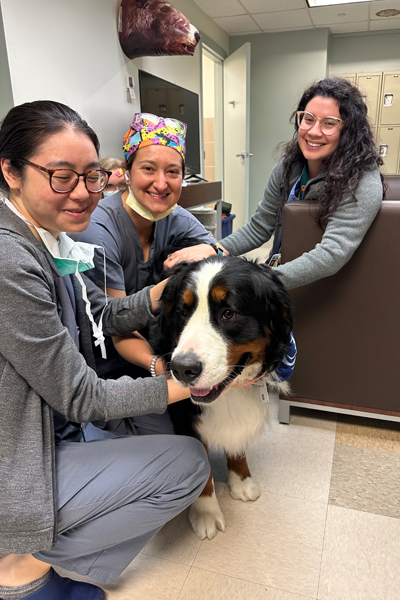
{"left": 170, "top": 351, "right": 252, "bottom": 404}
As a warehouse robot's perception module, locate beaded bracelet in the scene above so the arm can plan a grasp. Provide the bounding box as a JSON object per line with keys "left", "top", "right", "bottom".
{"left": 150, "top": 355, "right": 160, "bottom": 377}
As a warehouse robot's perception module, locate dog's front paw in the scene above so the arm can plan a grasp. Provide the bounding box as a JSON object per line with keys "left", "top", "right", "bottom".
{"left": 188, "top": 495, "right": 226, "bottom": 540}
{"left": 228, "top": 472, "right": 261, "bottom": 502}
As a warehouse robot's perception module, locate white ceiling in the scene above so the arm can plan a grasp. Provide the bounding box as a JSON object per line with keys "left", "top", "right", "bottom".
{"left": 193, "top": 0, "right": 400, "bottom": 35}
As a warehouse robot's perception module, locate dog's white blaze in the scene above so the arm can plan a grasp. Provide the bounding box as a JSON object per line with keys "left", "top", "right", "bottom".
{"left": 172, "top": 261, "right": 229, "bottom": 388}
{"left": 188, "top": 490, "right": 226, "bottom": 540}
{"left": 196, "top": 386, "right": 268, "bottom": 456}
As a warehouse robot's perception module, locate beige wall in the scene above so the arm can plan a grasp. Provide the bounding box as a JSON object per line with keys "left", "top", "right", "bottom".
{"left": 203, "top": 54, "right": 215, "bottom": 182}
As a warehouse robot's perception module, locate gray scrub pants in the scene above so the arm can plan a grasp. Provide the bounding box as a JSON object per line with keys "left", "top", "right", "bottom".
{"left": 34, "top": 425, "right": 209, "bottom": 584}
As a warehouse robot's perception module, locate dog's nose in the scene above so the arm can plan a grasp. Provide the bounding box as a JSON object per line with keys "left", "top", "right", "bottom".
{"left": 170, "top": 353, "right": 203, "bottom": 385}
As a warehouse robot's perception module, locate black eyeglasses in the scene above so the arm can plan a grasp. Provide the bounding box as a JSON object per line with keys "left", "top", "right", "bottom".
{"left": 21, "top": 159, "right": 112, "bottom": 193}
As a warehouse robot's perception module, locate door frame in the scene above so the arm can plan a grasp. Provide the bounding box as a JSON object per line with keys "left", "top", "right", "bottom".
{"left": 201, "top": 43, "right": 225, "bottom": 191}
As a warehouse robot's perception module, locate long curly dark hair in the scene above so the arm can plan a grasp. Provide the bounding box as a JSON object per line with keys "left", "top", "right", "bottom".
{"left": 279, "top": 77, "right": 384, "bottom": 229}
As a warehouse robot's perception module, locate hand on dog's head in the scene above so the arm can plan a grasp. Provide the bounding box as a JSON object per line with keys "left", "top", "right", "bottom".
{"left": 151, "top": 238, "right": 203, "bottom": 283}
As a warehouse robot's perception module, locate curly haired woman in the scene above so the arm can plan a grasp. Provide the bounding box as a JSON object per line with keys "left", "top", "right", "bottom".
{"left": 165, "top": 77, "right": 384, "bottom": 289}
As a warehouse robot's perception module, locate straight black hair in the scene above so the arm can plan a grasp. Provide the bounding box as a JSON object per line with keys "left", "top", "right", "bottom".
{"left": 0, "top": 100, "right": 100, "bottom": 193}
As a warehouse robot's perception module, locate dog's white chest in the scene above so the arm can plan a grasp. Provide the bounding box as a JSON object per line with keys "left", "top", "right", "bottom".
{"left": 195, "top": 386, "right": 268, "bottom": 456}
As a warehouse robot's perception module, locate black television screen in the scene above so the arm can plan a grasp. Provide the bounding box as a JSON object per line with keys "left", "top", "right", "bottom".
{"left": 138, "top": 70, "right": 201, "bottom": 175}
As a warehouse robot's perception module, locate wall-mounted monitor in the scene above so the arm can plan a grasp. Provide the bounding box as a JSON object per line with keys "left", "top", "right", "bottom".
{"left": 138, "top": 70, "right": 201, "bottom": 175}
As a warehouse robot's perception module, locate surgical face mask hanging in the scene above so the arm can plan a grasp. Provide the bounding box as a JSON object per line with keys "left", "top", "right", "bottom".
{"left": 124, "top": 172, "right": 178, "bottom": 222}
{"left": 3, "top": 198, "right": 108, "bottom": 359}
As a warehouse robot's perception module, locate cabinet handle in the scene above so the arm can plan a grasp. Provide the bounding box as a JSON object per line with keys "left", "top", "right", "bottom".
{"left": 379, "top": 145, "right": 388, "bottom": 157}
{"left": 384, "top": 94, "right": 394, "bottom": 107}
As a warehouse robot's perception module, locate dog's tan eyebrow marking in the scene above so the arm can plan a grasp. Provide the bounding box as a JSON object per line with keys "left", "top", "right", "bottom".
{"left": 182, "top": 288, "right": 195, "bottom": 306}
{"left": 211, "top": 285, "right": 228, "bottom": 302}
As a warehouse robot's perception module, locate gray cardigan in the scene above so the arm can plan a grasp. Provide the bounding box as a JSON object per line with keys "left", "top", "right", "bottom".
{"left": 0, "top": 204, "right": 169, "bottom": 554}
{"left": 222, "top": 159, "right": 383, "bottom": 289}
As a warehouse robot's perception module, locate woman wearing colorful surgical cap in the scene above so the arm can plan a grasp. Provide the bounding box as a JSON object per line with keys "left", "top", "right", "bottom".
{"left": 73, "top": 112, "right": 218, "bottom": 433}
{"left": 0, "top": 101, "right": 209, "bottom": 599}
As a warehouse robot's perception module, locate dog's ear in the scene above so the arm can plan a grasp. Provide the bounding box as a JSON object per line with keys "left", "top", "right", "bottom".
{"left": 150, "top": 262, "right": 194, "bottom": 357}
{"left": 255, "top": 263, "right": 293, "bottom": 373}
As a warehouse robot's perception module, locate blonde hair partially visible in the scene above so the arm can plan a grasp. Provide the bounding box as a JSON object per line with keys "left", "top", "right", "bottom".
{"left": 100, "top": 157, "right": 125, "bottom": 171}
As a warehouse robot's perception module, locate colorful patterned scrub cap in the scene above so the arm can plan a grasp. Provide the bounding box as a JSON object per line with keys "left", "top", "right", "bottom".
{"left": 123, "top": 112, "right": 187, "bottom": 162}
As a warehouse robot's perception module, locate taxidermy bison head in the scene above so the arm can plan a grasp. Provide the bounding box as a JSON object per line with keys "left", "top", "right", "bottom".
{"left": 119, "top": 0, "right": 200, "bottom": 59}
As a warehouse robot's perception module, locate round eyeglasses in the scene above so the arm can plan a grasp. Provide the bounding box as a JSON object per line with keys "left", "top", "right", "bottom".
{"left": 296, "top": 111, "right": 344, "bottom": 136}
{"left": 21, "top": 159, "right": 112, "bottom": 193}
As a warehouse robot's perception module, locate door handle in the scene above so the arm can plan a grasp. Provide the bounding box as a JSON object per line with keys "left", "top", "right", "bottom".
{"left": 236, "top": 151, "right": 254, "bottom": 158}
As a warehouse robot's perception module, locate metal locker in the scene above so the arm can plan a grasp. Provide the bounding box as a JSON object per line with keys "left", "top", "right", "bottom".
{"left": 380, "top": 72, "right": 400, "bottom": 126}
{"left": 336, "top": 73, "right": 356, "bottom": 84}
{"left": 356, "top": 73, "right": 382, "bottom": 127}
{"left": 377, "top": 127, "right": 400, "bottom": 174}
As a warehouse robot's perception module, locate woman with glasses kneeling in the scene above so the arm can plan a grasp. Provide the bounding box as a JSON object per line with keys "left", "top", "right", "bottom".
{"left": 0, "top": 101, "right": 209, "bottom": 600}
{"left": 73, "top": 112, "right": 218, "bottom": 435}
{"left": 164, "top": 77, "right": 384, "bottom": 289}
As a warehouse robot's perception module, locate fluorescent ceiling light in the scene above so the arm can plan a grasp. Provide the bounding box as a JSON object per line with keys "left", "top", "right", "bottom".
{"left": 308, "top": 0, "right": 372, "bottom": 6}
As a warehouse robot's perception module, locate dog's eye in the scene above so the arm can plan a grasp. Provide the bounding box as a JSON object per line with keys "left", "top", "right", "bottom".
{"left": 222, "top": 310, "right": 235, "bottom": 320}
{"left": 179, "top": 308, "right": 189, "bottom": 318}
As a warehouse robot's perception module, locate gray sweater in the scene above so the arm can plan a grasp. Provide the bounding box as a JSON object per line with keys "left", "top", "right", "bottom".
{"left": 0, "top": 205, "right": 169, "bottom": 554}
{"left": 222, "top": 159, "right": 383, "bottom": 289}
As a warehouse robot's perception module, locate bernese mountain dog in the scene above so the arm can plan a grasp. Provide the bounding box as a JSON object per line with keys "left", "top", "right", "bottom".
{"left": 151, "top": 255, "right": 293, "bottom": 540}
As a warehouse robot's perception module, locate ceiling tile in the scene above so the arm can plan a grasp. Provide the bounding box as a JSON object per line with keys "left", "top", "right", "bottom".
{"left": 370, "top": 16, "right": 400, "bottom": 29}
{"left": 213, "top": 15, "right": 260, "bottom": 33}
{"left": 309, "top": 4, "right": 369, "bottom": 25}
{"left": 192, "top": 0, "right": 246, "bottom": 18}
{"left": 327, "top": 21, "right": 369, "bottom": 34}
{"left": 240, "top": 0, "right": 307, "bottom": 12}
{"left": 254, "top": 9, "right": 313, "bottom": 30}
{"left": 370, "top": 0, "right": 400, "bottom": 20}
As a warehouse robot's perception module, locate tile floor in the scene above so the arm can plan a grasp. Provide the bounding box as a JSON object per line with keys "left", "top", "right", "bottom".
{"left": 57, "top": 393, "right": 400, "bottom": 600}
{"left": 57, "top": 242, "right": 400, "bottom": 599}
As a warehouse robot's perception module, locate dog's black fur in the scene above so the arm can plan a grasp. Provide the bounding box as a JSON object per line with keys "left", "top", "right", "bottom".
{"left": 149, "top": 254, "right": 293, "bottom": 437}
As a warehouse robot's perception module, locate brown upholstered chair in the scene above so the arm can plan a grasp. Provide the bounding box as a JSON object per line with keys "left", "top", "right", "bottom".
{"left": 279, "top": 175, "right": 400, "bottom": 424}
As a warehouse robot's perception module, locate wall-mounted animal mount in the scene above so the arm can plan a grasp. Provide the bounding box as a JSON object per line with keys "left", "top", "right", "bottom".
{"left": 119, "top": 0, "right": 200, "bottom": 59}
